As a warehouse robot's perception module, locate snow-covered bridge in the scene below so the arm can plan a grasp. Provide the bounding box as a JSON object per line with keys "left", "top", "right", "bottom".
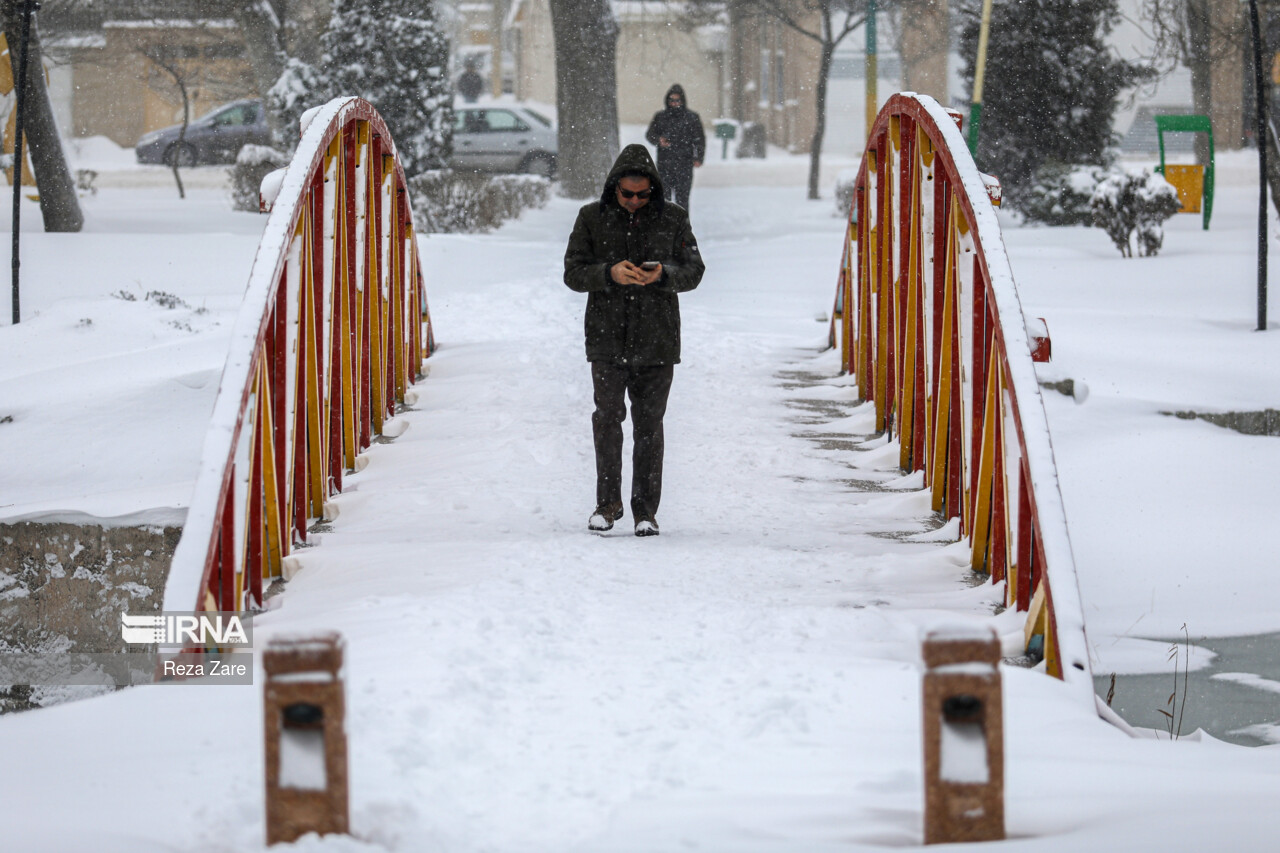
{"left": 1, "top": 98, "right": 1278, "bottom": 850}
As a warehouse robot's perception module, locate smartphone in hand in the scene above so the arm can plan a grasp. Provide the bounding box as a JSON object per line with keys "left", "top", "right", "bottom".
{"left": 640, "top": 261, "right": 660, "bottom": 270}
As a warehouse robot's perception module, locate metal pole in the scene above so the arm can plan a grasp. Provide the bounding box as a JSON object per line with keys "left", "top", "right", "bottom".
{"left": 1249, "top": 0, "right": 1267, "bottom": 331}
{"left": 10, "top": 0, "right": 37, "bottom": 325}
{"left": 865, "top": 0, "right": 877, "bottom": 141}
{"left": 968, "top": 0, "right": 995, "bottom": 155}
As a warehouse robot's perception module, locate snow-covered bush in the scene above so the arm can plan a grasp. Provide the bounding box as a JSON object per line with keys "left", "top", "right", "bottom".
{"left": 267, "top": 0, "right": 453, "bottom": 176}
{"left": 230, "top": 145, "right": 291, "bottom": 212}
{"left": 1019, "top": 163, "right": 1102, "bottom": 226}
{"left": 1089, "top": 168, "right": 1181, "bottom": 257}
{"left": 408, "top": 171, "right": 550, "bottom": 233}
{"left": 833, "top": 168, "right": 858, "bottom": 218}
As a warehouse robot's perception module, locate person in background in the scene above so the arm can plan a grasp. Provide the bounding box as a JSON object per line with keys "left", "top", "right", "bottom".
{"left": 563, "top": 144, "right": 705, "bottom": 537}
{"left": 645, "top": 84, "right": 706, "bottom": 212}
{"left": 457, "top": 59, "right": 484, "bottom": 103}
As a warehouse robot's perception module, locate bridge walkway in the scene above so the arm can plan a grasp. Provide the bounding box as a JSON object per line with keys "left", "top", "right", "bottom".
{"left": 216, "top": 189, "right": 1082, "bottom": 848}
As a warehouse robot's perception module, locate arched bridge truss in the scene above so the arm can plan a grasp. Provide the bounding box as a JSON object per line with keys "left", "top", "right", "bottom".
{"left": 164, "top": 98, "right": 433, "bottom": 617}
{"left": 833, "top": 94, "right": 1093, "bottom": 702}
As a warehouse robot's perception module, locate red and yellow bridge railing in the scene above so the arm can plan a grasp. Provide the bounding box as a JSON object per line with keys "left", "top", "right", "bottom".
{"left": 164, "top": 97, "right": 432, "bottom": 615}
{"left": 833, "top": 93, "right": 1093, "bottom": 703}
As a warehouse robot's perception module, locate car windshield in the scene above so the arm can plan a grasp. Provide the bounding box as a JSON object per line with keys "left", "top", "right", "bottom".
{"left": 194, "top": 103, "right": 256, "bottom": 126}
{"left": 522, "top": 108, "right": 552, "bottom": 128}
{"left": 455, "top": 110, "right": 529, "bottom": 133}
{"left": 212, "top": 104, "right": 258, "bottom": 126}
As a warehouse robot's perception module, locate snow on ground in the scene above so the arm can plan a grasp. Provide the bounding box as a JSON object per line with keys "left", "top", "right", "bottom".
{"left": 1, "top": 148, "right": 1280, "bottom": 849}
{"left": 0, "top": 186, "right": 264, "bottom": 522}
{"left": 1010, "top": 152, "right": 1280, "bottom": 654}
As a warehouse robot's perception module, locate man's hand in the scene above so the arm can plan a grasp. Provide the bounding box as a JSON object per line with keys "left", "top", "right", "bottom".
{"left": 611, "top": 261, "right": 662, "bottom": 285}
{"left": 658, "top": 136, "right": 671, "bottom": 148}
{"left": 694, "top": 160, "right": 702, "bottom": 168}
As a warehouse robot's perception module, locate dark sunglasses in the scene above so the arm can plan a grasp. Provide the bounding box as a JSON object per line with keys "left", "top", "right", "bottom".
{"left": 618, "top": 187, "right": 653, "bottom": 199}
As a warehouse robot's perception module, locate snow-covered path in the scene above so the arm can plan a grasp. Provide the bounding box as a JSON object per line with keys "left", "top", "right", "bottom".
{"left": 3, "top": 179, "right": 1280, "bottom": 851}
{"left": 258, "top": 190, "right": 1027, "bottom": 849}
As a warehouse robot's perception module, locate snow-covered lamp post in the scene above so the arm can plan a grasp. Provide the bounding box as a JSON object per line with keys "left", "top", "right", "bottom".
{"left": 264, "top": 632, "right": 350, "bottom": 845}
{"left": 921, "top": 625, "right": 1004, "bottom": 844}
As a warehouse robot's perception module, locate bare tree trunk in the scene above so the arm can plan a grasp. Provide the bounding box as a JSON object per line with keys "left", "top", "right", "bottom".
{"left": 549, "top": 0, "right": 620, "bottom": 198}
{"left": 169, "top": 76, "right": 189, "bottom": 200}
{"left": 807, "top": 42, "right": 834, "bottom": 200}
{"left": 141, "top": 49, "right": 193, "bottom": 199}
{"left": 2, "top": 5, "right": 82, "bottom": 233}
{"left": 231, "top": 0, "right": 288, "bottom": 140}
{"left": 1186, "top": 0, "right": 1212, "bottom": 165}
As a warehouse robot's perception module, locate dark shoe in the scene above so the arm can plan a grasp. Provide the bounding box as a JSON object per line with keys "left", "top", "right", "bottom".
{"left": 634, "top": 516, "right": 659, "bottom": 537}
{"left": 588, "top": 501, "right": 624, "bottom": 531}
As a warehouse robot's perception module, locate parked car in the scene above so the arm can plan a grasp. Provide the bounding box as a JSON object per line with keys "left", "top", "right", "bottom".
{"left": 135, "top": 99, "right": 271, "bottom": 167}
{"left": 450, "top": 105, "right": 557, "bottom": 178}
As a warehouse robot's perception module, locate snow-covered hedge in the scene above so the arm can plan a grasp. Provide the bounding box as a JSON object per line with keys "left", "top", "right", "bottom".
{"left": 1018, "top": 163, "right": 1100, "bottom": 227}
{"left": 409, "top": 171, "right": 550, "bottom": 233}
{"left": 230, "top": 144, "right": 291, "bottom": 213}
{"left": 1019, "top": 163, "right": 1181, "bottom": 257}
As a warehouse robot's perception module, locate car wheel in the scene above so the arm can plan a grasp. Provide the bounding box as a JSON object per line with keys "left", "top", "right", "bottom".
{"left": 521, "top": 153, "right": 555, "bottom": 179}
{"left": 165, "top": 142, "right": 198, "bottom": 168}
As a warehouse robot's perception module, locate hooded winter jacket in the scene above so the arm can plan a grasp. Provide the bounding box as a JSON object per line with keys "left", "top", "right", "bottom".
{"left": 645, "top": 84, "right": 706, "bottom": 172}
{"left": 563, "top": 144, "right": 705, "bottom": 366}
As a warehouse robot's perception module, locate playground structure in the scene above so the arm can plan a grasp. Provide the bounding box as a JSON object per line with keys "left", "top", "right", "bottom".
{"left": 1154, "top": 114, "right": 1215, "bottom": 230}
{"left": 832, "top": 94, "right": 1093, "bottom": 703}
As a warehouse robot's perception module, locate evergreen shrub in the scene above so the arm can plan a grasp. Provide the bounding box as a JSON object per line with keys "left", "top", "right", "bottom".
{"left": 266, "top": 0, "right": 453, "bottom": 176}
{"left": 957, "top": 0, "right": 1153, "bottom": 208}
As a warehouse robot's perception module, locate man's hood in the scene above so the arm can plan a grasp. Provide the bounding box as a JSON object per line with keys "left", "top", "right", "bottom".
{"left": 600, "top": 143, "right": 665, "bottom": 214}
{"left": 664, "top": 84, "right": 687, "bottom": 108}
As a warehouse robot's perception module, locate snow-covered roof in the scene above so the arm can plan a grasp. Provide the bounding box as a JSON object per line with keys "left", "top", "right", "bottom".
{"left": 103, "top": 19, "right": 236, "bottom": 30}
{"left": 507, "top": 0, "right": 693, "bottom": 28}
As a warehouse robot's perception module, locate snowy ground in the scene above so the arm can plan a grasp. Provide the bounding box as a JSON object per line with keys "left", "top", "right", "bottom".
{"left": 1, "top": 143, "right": 1279, "bottom": 850}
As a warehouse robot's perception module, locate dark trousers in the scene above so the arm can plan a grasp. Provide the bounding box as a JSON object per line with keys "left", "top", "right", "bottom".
{"left": 591, "top": 361, "right": 674, "bottom": 520}
{"left": 661, "top": 164, "right": 694, "bottom": 210}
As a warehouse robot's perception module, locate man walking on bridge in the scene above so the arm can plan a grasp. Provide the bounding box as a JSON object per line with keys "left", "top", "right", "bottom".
{"left": 564, "top": 144, "right": 705, "bottom": 536}
{"left": 645, "top": 84, "right": 705, "bottom": 212}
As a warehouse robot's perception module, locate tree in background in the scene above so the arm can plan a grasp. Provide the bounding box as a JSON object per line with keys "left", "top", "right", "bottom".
{"left": 957, "top": 0, "right": 1153, "bottom": 209}
{"left": 229, "top": 0, "right": 288, "bottom": 140}
{"left": 1143, "top": 0, "right": 1280, "bottom": 220}
{"left": 1, "top": 0, "right": 81, "bottom": 231}
{"left": 1142, "top": 0, "right": 1243, "bottom": 161}
{"left": 274, "top": 0, "right": 453, "bottom": 175}
{"left": 684, "top": 0, "right": 877, "bottom": 201}
{"left": 548, "top": 0, "right": 619, "bottom": 198}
